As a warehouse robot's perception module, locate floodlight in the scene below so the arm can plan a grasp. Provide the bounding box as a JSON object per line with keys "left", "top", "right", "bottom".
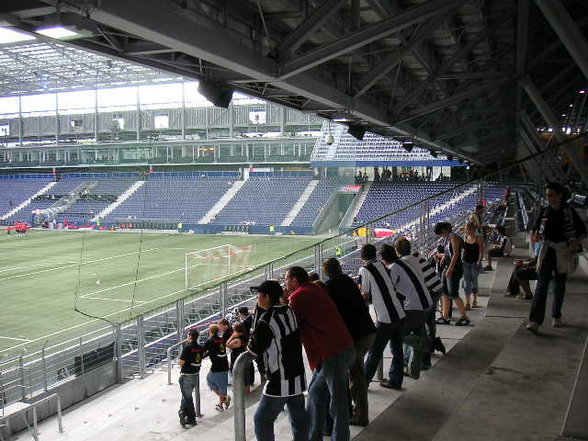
{"left": 36, "top": 26, "right": 81, "bottom": 39}
{"left": 0, "top": 27, "right": 36, "bottom": 44}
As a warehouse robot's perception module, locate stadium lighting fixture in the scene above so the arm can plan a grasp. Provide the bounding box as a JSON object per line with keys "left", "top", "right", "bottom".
{"left": 430, "top": 151, "right": 438, "bottom": 158}
{"left": 0, "top": 27, "right": 36, "bottom": 44}
{"left": 36, "top": 26, "right": 81, "bottom": 39}
{"left": 325, "top": 120, "right": 334, "bottom": 145}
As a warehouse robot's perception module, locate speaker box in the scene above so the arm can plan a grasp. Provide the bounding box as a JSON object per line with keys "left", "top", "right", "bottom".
{"left": 347, "top": 125, "right": 366, "bottom": 140}
{"left": 198, "top": 81, "right": 234, "bottom": 108}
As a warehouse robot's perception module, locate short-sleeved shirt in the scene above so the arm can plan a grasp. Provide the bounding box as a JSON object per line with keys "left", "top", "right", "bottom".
{"left": 204, "top": 336, "right": 229, "bottom": 372}
{"left": 389, "top": 255, "right": 433, "bottom": 312}
{"left": 359, "top": 260, "right": 406, "bottom": 324}
{"left": 179, "top": 342, "right": 205, "bottom": 374}
{"left": 533, "top": 204, "right": 586, "bottom": 243}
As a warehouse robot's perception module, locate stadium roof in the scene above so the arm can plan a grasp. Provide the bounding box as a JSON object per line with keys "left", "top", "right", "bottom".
{"left": 0, "top": 32, "right": 181, "bottom": 96}
{"left": 1, "top": 0, "right": 587, "bottom": 168}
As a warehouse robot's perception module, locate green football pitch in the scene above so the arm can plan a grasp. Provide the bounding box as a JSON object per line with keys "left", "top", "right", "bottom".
{"left": 0, "top": 230, "right": 323, "bottom": 355}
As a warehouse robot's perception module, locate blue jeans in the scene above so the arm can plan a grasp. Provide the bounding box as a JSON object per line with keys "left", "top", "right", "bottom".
{"left": 254, "top": 393, "right": 308, "bottom": 441}
{"left": 462, "top": 261, "right": 480, "bottom": 296}
{"left": 307, "top": 345, "right": 355, "bottom": 441}
{"left": 529, "top": 247, "right": 567, "bottom": 325}
{"left": 364, "top": 320, "right": 404, "bottom": 387}
{"left": 179, "top": 373, "right": 199, "bottom": 421}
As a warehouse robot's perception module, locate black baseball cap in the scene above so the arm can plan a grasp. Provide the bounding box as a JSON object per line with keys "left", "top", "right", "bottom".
{"left": 250, "top": 280, "right": 283, "bottom": 302}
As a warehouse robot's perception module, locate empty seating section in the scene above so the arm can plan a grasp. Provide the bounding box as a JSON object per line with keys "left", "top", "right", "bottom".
{"left": 354, "top": 181, "right": 465, "bottom": 228}
{"left": 106, "top": 174, "right": 234, "bottom": 223}
{"left": 0, "top": 174, "right": 54, "bottom": 217}
{"left": 291, "top": 177, "right": 346, "bottom": 227}
{"left": 212, "top": 176, "right": 311, "bottom": 225}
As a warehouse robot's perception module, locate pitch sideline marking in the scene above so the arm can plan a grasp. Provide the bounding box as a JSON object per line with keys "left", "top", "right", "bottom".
{"left": 0, "top": 248, "right": 160, "bottom": 282}
{"left": 0, "top": 335, "right": 32, "bottom": 342}
{"left": 79, "top": 266, "right": 184, "bottom": 299}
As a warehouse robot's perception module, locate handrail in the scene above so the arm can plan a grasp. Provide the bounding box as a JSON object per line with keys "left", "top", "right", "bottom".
{"left": 233, "top": 351, "right": 256, "bottom": 441}
{"left": 0, "top": 393, "right": 63, "bottom": 441}
{"left": 166, "top": 341, "right": 185, "bottom": 386}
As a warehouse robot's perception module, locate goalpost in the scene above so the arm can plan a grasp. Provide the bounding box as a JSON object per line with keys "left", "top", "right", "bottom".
{"left": 185, "top": 244, "right": 254, "bottom": 290}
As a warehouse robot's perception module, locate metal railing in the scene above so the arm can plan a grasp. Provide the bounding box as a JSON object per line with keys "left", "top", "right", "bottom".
{"left": 0, "top": 393, "right": 63, "bottom": 441}
{"left": 232, "top": 351, "right": 256, "bottom": 441}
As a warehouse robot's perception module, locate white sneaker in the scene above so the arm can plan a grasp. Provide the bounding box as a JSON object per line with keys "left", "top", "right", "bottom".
{"left": 552, "top": 318, "right": 563, "bottom": 328}
{"left": 526, "top": 322, "right": 539, "bottom": 334}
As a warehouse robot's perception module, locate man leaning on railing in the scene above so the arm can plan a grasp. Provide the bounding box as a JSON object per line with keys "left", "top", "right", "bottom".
{"left": 247, "top": 280, "right": 309, "bottom": 441}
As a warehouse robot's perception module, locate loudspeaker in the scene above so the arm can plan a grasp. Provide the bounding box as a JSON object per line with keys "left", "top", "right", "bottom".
{"left": 403, "top": 141, "right": 414, "bottom": 153}
{"left": 347, "top": 125, "right": 366, "bottom": 140}
{"left": 198, "top": 81, "right": 234, "bottom": 108}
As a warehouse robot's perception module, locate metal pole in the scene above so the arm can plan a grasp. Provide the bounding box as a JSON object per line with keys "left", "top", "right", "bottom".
{"left": 220, "top": 282, "right": 227, "bottom": 319}
{"left": 19, "top": 355, "right": 25, "bottom": 401}
{"left": 115, "top": 323, "right": 123, "bottom": 383}
{"left": 33, "top": 406, "right": 38, "bottom": 441}
{"left": 194, "top": 374, "right": 202, "bottom": 417}
{"left": 534, "top": 0, "right": 588, "bottom": 81}
{"left": 176, "top": 299, "right": 185, "bottom": 342}
{"left": 233, "top": 352, "right": 256, "bottom": 441}
{"left": 57, "top": 394, "right": 63, "bottom": 433}
{"left": 137, "top": 315, "right": 146, "bottom": 378}
{"left": 41, "top": 346, "right": 48, "bottom": 392}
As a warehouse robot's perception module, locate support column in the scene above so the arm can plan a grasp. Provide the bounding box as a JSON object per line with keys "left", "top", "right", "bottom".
{"left": 228, "top": 105, "right": 234, "bottom": 138}
{"left": 280, "top": 106, "right": 286, "bottom": 135}
{"left": 136, "top": 86, "right": 141, "bottom": 142}
{"left": 181, "top": 82, "right": 186, "bottom": 140}
{"left": 94, "top": 89, "right": 99, "bottom": 142}
{"left": 535, "top": 0, "right": 588, "bottom": 80}
{"left": 18, "top": 95, "right": 23, "bottom": 146}
{"left": 55, "top": 93, "right": 59, "bottom": 145}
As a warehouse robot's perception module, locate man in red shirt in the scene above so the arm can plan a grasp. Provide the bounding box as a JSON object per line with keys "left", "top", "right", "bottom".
{"left": 285, "top": 266, "right": 355, "bottom": 441}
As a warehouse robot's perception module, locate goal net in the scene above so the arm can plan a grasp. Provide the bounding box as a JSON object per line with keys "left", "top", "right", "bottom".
{"left": 185, "top": 244, "right": 254, "bottom": 290}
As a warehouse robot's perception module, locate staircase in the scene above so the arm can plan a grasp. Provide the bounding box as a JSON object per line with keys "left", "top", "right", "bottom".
{"left": 198, "top": 180, "right": 246, "bottom": 224}
{"left": 92, "top": 180, "right": 145, "bottom": 221}
{"left": 341, "top": 182, "right": 372, "bottom": 227}
{"left": 0, "top": 181, "right": 57, "bottom": 220}
{"left": 281, "top": 180, "right": 319, "bottom": 226}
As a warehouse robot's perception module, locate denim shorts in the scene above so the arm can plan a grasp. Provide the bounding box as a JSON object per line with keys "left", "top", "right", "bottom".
{"left": 207, "top": 370, "right": 228, "bottom": 395}
{"left": 441, "top": 268, "right": 462, "bottom": 299}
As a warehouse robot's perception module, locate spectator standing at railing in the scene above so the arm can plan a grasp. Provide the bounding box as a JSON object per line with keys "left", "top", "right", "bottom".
{"left": 434, "top": 222, "right": 470, "bottom": 326}
{"left": 391, "top": 237, "right": 435, "bottom": 378}
{"left": 322, "top": 257, "right": 376, "bottom": 427}
{"left": 248, "top": 280, "right": 308, "bottom": 441}
{"left": 360, "top": 244, "right": 406, "bottom": 390}
{"left": 526, "top": 182, "right": 586, "bottom": 334}
{"left": 470, "top": 204, "right": 486, "bottom": 239}
{"left": 462, "top": 222, "right": 484, "bottom": 309}
{"left": 177, "top": 329, "right": 204, "bottom": 427}
{"left": 285, "top": 266, "right": 355, "bottom": 441}
{"left": 204, "top": 324, "right": 231, "bottom": 412}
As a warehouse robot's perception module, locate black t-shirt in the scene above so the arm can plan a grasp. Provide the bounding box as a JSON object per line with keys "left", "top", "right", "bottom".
{"left": 533, "top": 204, "right": 586, "bottom": 243}
{"left": 204, "top": 336, "right": 229, "bottom": 372}
{"left": 241, "top": 315, "right": 253, "bottom": 336}
{"left": 179, "top": 342, "right": 205, "bottom": 374}
{"left": 325, "top": 273, "right": 376, "bottom": 340}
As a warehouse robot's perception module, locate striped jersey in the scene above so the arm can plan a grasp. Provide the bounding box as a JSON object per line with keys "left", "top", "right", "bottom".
{"left": 411, "top": 252, "right": 442, "bottom": 298}
{"left": 359, "top": 260, "right": 406, "bottom": 323}
{"left": 247, "top": 304, "right": 306, "bottom": 397}
{"left": 389, "top": 255, "right": 433, "bottom": 311}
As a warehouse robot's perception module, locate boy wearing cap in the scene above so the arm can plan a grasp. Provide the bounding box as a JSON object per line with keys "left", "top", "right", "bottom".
{"left": 204, "top": 324, "right": 231, "bottom": 411}
{"left": 248, "top": 280, "right": 308, "bottom": 441}
{"left": 178, "top": 328, "right": 204, "bottom": 427}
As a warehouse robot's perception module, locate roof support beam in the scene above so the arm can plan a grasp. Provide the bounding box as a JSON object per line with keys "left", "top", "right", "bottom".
{"left": 353, "top": 14, "right": 451, "bottom": 98}
{"left": 535, "top": 0, "right": 588, "bottom": 80}
{"left": 278, "top": 0, "right": 465, "bottom": 79}
{"left": 275, "top": 0, "right": 349, "bottom": 61}
{"left": 394, "top": 78, "right": 510, "bottom": 124}
{"left": 434, "top": 114, "right": 506, "bottom": 142}
{"left": 393, "top": 18, "right": 510, "bottom": 114}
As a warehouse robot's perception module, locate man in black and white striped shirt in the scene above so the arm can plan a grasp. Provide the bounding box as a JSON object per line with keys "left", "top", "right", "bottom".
{"left": 248, "top": 280, "right": 308, "bottom": 441}
{"left": 359, "top": 244, "right": 406, "bottom": 390}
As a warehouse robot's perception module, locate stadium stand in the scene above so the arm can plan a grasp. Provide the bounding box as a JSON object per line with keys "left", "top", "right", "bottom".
{"left": 289, "top": 177, "right": 347, "bottom": 227}
{"left": 0, "top": 174, "right": 54, "bottom": 218}
{"left": 105, "top": 173, "right": 236, "bottom": 224}
{"left": 211, "top": 176, "right": 311, "bottom": 226}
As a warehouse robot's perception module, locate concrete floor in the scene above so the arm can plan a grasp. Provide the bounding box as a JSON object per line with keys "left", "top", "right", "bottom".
{"left": 10, "top": 237, "right": 587, "bottom": 441}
